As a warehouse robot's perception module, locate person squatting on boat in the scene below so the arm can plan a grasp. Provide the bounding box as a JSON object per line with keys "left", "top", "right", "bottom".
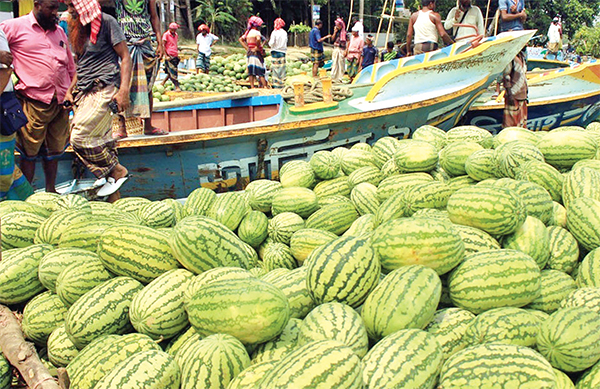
{"left": 196, "top": 24, "right": 218, "bottom": 75}
{"left": 444, "top": 0, "right": 485, "bottom": 40}
{"left": 64, "top": 0, "right": 132, "bottom": 202}
{"left": 0, "top": 0, "right": 76, "bottom": 193}
{"left": 268, "top": 18, "right": 288, "bottom": 89}
{"left": 407, "top": 0, "right": 454, "bottom": 56}
{"left": 240, "top": 16, "right": 268, "bottom": 89}
{"left": 161, "top": 22, "right": 181, "bottom": 92}
{"left": 330, "top": 17, "right": 347, "bottom": 83}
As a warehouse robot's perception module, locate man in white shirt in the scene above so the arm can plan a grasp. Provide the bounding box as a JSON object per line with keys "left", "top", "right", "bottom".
{"left": 544, "top": 17, "right": 562, "bottom": 60}
{"left": 268, "top": 18, "right": 287, "bottom": 88}
{"left": 444, "top": 0, "right": 485, "bottom": 40}
{"left": 196, "top": 24, "right": 219, "bottom": 74}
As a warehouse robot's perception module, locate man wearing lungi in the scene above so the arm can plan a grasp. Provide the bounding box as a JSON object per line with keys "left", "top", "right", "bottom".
{"left": 161, "top": 22, "right": 180, "bottom": 91}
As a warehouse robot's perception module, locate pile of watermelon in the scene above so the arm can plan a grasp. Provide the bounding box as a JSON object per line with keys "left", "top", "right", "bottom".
{"left": 4, "top": 124, "right": 600, "bottom": 388}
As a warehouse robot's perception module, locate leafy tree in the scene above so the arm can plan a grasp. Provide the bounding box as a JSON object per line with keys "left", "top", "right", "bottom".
{"left": 524, "top": 0, "right": 600, "bottom": 39}
{"left": 193, "top": 0, "right": 253, "bottom": 41}
{"left": 572, "top": 25, "right": 600, "bottom": 57}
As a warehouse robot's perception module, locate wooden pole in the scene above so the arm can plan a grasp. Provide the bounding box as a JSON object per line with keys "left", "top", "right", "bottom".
{"left": 483, "top": 0, "right": 492, "bottom": 36}
{"left": 385, "top": 2, "right": 396, "bottom": 48}
{"left": 375, "top": 0, "right": 389, "bottom": 49}
{"left": 347, "top": 0, "right": 354, "bottom": 31}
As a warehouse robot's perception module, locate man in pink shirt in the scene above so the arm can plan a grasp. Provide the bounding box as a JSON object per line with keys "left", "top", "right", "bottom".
{"left": 345, "top": 26, "right": 364, "bottom": 82}
{"left": 1, "top": 0, "right": 75, "bottom": 193}
{"left": 161, "top": 22, "right": 180, "bottom": 91}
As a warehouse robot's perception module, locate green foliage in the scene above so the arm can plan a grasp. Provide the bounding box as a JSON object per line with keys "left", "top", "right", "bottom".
{"left": 572, "top": 25, "right": 600, "bottom": 57}
{"left": 289, "top": 23, "right": 312, "bottom": 33}
{"left": 524, "top": 0, "right": 600, "bottom": 39}
{"left": 193, "top": 0, "right": 253, "bottom": 41}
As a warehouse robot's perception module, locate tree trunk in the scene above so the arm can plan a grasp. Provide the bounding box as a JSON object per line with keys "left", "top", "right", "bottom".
{"left": 0, "top": 305, "right": 60, "bottom": 389}
{"left": 175, "top": 0, "right": 193, "bottom": 39}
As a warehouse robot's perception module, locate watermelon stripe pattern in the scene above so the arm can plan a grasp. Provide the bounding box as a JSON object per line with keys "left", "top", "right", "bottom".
{"left": 0, "top": 244, "right": 53, "bottom": 304}
{"left": 22, "top": 291, "right": 69, "bottom": 346}
{"left": 289, "top": 228, "right": 337, "bottom": 264}
{"left": 462, "top": 307, "right": 540, "bottom": 348}
{"left": 0, "top": 211, "right": 45, "bottom": 249}
{"left": 563, "top": 167, "right": 600, "bottom": 209}
{"left": 546, "top": 226, "right": 579, "bottom": 274}
{"left": 251, "top": 318, "right": 301, "bottom": 365}
{"left": 184, "top": 187, "right": 217, "bottom": 216}
{"left": 263, "top": 267, "right": 314, "bottom": 319}
{"left": 425, "top": 308, "right": 475, "bottom": 360}
{"left": 58, "top": 220, "right": 122, "bottom": 252}
{"left": 305, "top": 202, "right": 359, "bottom": 235}
{"left": 527, "top": 270, "right": 576, "bottom": 313}
{"left": 56, "top": 257, "right": 113, "bottom": 306}
{"left": 567, "top": 197, "right": 600, "bottom": 252}
{"left": 47, "top": 325, "right": 79, "bottom": 367}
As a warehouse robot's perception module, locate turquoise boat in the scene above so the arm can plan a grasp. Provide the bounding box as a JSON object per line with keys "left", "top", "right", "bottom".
{"left": 44, "top": 30, "right": 534, "bottom": 199}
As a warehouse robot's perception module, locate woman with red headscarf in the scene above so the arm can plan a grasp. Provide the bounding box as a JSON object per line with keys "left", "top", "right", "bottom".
{"left": 268, "top": 18, "right": 287, "bottom": 88}
{"left": 239, "top": 16, "right": 268, "bottom": 88}
{"left": 196, "top": 24, "right": 218, "bottom": 74}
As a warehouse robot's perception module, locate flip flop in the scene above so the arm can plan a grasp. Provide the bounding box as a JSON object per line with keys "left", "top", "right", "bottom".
{"left": 97, "top": 175, "right": 129, "bottom": 197}
{"left": 144, "top": 128, "right": 169, "bottom": 136}
{"left": 113, "top": 132, "right": 127, "bottom": 140}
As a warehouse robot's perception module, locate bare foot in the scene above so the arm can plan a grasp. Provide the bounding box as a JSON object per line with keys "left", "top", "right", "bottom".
{"left": 107, "top": 190, "right": 121, "bottom": 203}
{"left": 110, "top": 164, "right": 128, "bottom": 181}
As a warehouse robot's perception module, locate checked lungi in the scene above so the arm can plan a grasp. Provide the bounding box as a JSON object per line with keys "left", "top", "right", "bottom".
{"left": 270, "top": 51, "right": 286, "bottom": 88}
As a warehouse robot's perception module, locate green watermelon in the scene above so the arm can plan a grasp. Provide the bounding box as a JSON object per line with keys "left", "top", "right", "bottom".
{"left": 251, "top": 318, "right": 301, "bottom": 364}
{"left": 55, "top": 256, "right": 113, "bottom": 306}
{"left": 439, "top": 141, "right": 484, "bottom": 177}
{"left": 567, "top": 197, "right": 600, "bottom": 252}
{"left": 22, "top": 291, "right": 69, "bottom": 346}
{"left": 546, "top": 226, "right": 579, "bottom": 274}
{"left": 279, "top": 160, "right": 316, "bottom": 188}
{"left": 268, "top": 212, "right": 305, "bottom": 245}
{"left": 207, "top": 191, "right": 250, "bottom": 231}
{"left": 271, "top": 187, "right": 319, "bottom": 217}
{"left": 462, "top": 307, "right": 540, "bottom": 348}
{"left": 425, "top": 307, "right": 475, "bottom": 360}
{"left": 412, "top": 125, "right": 447, "bottom": 150}
{"left": 537, "top": 130, "right": 597, "bottom": 169}
{"left": 516, "top": 160, "right": 564, "bottom": 203}
{"left": 502, "top": 216, "right": 550, "bottom": 268}
{"left": 527, "top": 269, "right": 576, "bottom": 313}
{"left": 184, "top": 187, "right": 217, "bottom": 216}
{"left": 246, "top": 180, "right": 282, "bottom": 213}
{"left": 289, "top": 228, "right": 338, "bottom": 264}
{"left": 238, "top": 210, "right": 268, "bottom": 247}
{"left": 47, "top": 325, "right": 79, "bottom": 367}
{"left": 0, "top": 244, "right": 53, "bottom": 304}
{"left": 310, "top": 150, "right": 341, "bottom": 180}
{"left": 305, "top": 202, "right": 359, "bottom": 235}
{"left": 0, "top": 211, "right": 45, "bottom": 249}
{"left": 393, "top": 139, "right": 439, "bottom": 173}
{"left": 262, "top": 267, "right": 315, "bottom": 319}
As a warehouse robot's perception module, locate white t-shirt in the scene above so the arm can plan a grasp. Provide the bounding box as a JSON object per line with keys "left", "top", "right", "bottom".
{"left": 0, "top": 28, "right": 13, "bottom": 92}
{"left": 548, "top": 23, "right": 561, "bottom": 44}
{"left": 196, "top": 33, "right": 219, "bottom": 56}
{"left": 269, "top": 29, "right": 288, "bottom": 53}
{"left": 444, "top": 6, "right": 485, "bottom": 40}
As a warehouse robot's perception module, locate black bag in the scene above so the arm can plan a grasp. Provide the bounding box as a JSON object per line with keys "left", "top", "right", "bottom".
{"left": 0, "top": 91, "right": 28, "bottom": 136}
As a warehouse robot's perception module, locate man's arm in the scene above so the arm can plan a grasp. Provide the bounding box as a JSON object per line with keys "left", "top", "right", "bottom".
{"left": 500, "top": 9, "right": 526, "bottom": 22}
{"left": 406, "top": 14, "right": 415, "bottom": 55}
{"left": 113, "top": 41, "right": 132, "bottom": 112}
{"left": 148, "top": 0, "right": 164, "bottom": 58}
{"left": 444, "top": 8, "right": 457, "bottom": 30}
{"left": 432, "top": 13, "right": 454, "bottom": 45}
{"left": 475, "top": 7, "right": 485, "bottom": 36}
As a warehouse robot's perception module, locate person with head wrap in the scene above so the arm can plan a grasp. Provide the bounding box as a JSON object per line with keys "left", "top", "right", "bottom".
{"left": 330, "top": 16, "right": 346, "bottom": 83}
{"left": 63, "top": 0, "right": 132, "bottom": 201}
{"left": 268, "top": 18, "right": 287, "bottom": 88}
{"left": 161, "top": 22, "right": 180, "bottom": 91}
{"left": 239, "top": 16, "right": 268, "bottom": 88}
{"left": 196, "top": 23, "right": 218, "bottom": 74}
{"left": 544, "top": 17, "right": 562, "bottom": 60}
{"left": 345, "top": 24, "right": 364, "bottom": 81}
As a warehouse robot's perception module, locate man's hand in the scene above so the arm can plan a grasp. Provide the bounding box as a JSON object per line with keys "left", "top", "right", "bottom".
{"left": 63, "top": 91, "right": 74, "bottom": 110}
{"left": 510, "top": 3, "right": 518, "bottom": 13}
{"left": 455, "top": 9, "right": 463, "bottom": 21}
{"left": 520, "top": 9, "right": 527, "bottom": 22}
{"left": 114, "top": 89, "right": 130, "bottom": 112}
{"left": 156, "top": 43, "right": 165, "bottom": 59}
{"left": 0, "top": 51, "right": 13, "bottom": 67}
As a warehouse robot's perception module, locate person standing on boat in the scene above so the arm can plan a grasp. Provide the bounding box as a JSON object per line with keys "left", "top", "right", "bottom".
{"left": 345, "top": 25, "right": 364, "bottom": 82}
{"left": 380, "top": 41, "right": 399, "bottom": 62}
{"left": 309, "top": 20, "right": 330, "bottom": 78}
{"left": 407, "top": 0, "right": 454, "bottom": 55}
{"left": 161, "top": 23, "right": 180, "bottom": 91}
{"left": 0, "top": 0, "right": 76, "bottom": 193}
{"left": 63, "top": 0, "right": 132, "bottom": 202}
{"left": 268, "top": 18, "right": 287, "bottom": 89}
{"left": 351, "top": 16, "right": 364, "bottom": 41}
{"left": 196, "top": 24, "right": 218, "bottom": 75}
{"left": 359, "top": 34, "right": 378, "bottom": 72}
{"left": 113, "top": 0, "right": 167, "bottom": 139}
{"left": 544, "top": 17, "right": 562, "bottom": 60}
{"left": 444, "top": 0, "right": 485, "bottom": 40}
{"left": 330, "top": 17, "right": 347, "bottom": 83}
{"left": 240, "top": 16, "right": 268, "bottom": 88}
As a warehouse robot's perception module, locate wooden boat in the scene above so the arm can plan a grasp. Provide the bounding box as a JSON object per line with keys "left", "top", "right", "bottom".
{"left": 462, "top": 60, "right": 600, "bottom": 133}
{"left": 43, "top": 30, "right": 534, "bottom": 199}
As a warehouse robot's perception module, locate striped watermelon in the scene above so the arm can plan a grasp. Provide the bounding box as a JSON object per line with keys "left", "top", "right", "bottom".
{"left": 0, "top": 199, "right": 51, "bottom": 218}
{"left": 38, "top": 248, "right": 98, "bottom": 293}
{"left": 268, "top": 212, "right": 305, "bottom": 245}
{"left": 552, "top": 369, "right": 575, "bottom": 389}
{"left": 55, "top": 256, "right": 113, "bottom": 306}
{"left": 251, "top": 318, "right": 301, "bottom": 364}
{"left": 465, "top": 149, "right": 499, "bottom": 181}
{"left": 573, "top": 158, "right": 600, "bottom": 173}
{"left": 310, "top": 150, "right": 341, "bottom": 180}
{"left": 88, "top": 201, "right": 138, "bottom": 222}
{"left": 279, "top": 160, "right": 316, "bottom": 188}
{"left": 66, "top": 334, "right": 121, "bottom": 383}
{"left": 130, "top": 269, "right": 193, "bottom": 340}
{"left": 207, "top": 191, "right": 250, "bottom": 231}
{"left": 139, "top": 200, "right": 176, "bottom": 228}
{"left": 184, "top": 187, "right": 217, "bottom": 216}
{"left": 34, "top": 209, "right": 90, "bottom": 246}
{"left": 462, "top": 307, "right": 539, "bottom": 348}
{"left": 439, "top": 141, "right": 484, "bottom": 177}
{"left": 351, "top": 142, "right": 372, "bottom": 152}
{"left": 372, "top": 217, "right": 465, "bottom": 275}
{"left": 550, "top": 201, "right": 567, "bottom": 228}
{"left": 576, "top": 360, "right": 600, "bottom": 389}
{"left": 47, "top": 325, "right": 79, "bottom": 367}
{"left": 186, "top": 278, "right": 290, "bottom": 344}
{"left": 342, "top": 213, "right": 376, "bottom": 237}
{"left": 162, "top": 198, "right": 187, "bottom": 223}
{"left": 289, "top": 228, "right": 338, "bottom": 263}
{"left": 165, "top": 326, "right": 202, "bottom": 357}
{"left": 502, "top": 216, "right": 550, "bottom": 268}
{"left": 350, "top": 182, "right": 379, "bottom": 216}
{"left": 402, "top": 181, "right": 455, "bottom": 216}
{"left": 567, "top": 197, "right": 600, "bottom": 252}
{"left": 318, "top": 194, "right": 353, "bottom": 207}
{"left": 560, "top": 287, "right": 600, "bottom": 315}
{"left": 238, "top": 210, "right": 268, "bottom": 247}
{"left": 493, "top": 126, "right": 539, "bottom": 147}
{"left": 412, "top": 125, "right": 447, "bottom": 150}
{"left": 516, "top": 160, "right": 564, "bottom": 203}
{"left": 361, "top": 265, "right": 441, "bottom": 340}
{"left": 563, "top": 166, "right": 600, "bottom": 209}
{"left": 1, "top": 211, "right": 45, "bottom": 249}
{"left": 227, "top": 360, "right": 276, "bottom": 389}
{"left": 375, "top": 191, "right": 407, "bottom": 225}
{"left": 446, "top": 125, "right": 492, "bottom": 146}
{"left": 447, "top": 186, "right": 526, "bottom": 235}
{"left": 447, "top": 175, "right": 477, "bottom": 191}
{"left": 348, "top": 166, "right": 382, "bottom": 188}
{"left": 171, "top": 216, "right": 252, "bottom": 274}
{"left": 453, "top": 224, "right": 500, "bottom": 254}
{"left": 58, "top": 219, "right": 121, "bottom": 251}
{"left": 306, "top": 234, "right": 380, "bottom": 308}
{"left": 271, "top": 187, "right": 319, "bottom": 217}
{"left": 25, "top": 191, "right": 61, "bottom": 213}
{"left": 527, "top": 270, "right": 577, "bottom": 313}
{"left": 425, "top": 307, "right": 475, "bottom": 360}
{"left": 98, "top": 224, "right": 180, "bottom": 283}
{"left": 94, "top": 349, "right": 180, "bottom": 389}
{"left": 297, "top": 302, "right": 368, "bottom": 358}
{"left": 246, "top": 179, "right": 282, "bottom": 213}
{"left": 362, "top": 329, "right": 443, "bottom": 389}
{"left": 56, "top": 194, "right": 90, "bottom": 212}
{"left": 113, "top": 196, "right": 151, "bottom": 215}
{"left": 438, "top": 343, "right": 556, "bottom": 389}
{"left": 260, "top": 268, "right": 290, "bottom": 283}
{"left": 313, "top": 176, "right": 351, "bottom": 199}
{"left": 184, "top": 267, "right": 254, "bottom": 305}
{"left": 393, "top": 139, "right": 439, "bottom": 173}
{"left": 537, "top": 306, "right": 600, "bottom": 372}
{"left": 341, "top": 149, "right": 377, "bottom": 175}
{"left": 262, "top": 242, "right": 297, "bottom": 271}
{"left": 430, "top": 166, "right": 452, "bottom": 183}
{"left": 493, "top": 178, "right": 554, "bottom": 225}
{"left": 448, "top": 249, "right": 541, "bottom": 314}
{"left": 65, "top": 276, "right": 143, "bottom": 349}
{"left": 495, "top": 140, "right": 545, "bottom": 178}
{"left": 258, "top": 340, "right": 362, "bottom": 389}
{"left": 372, "top": 136, "right": 399, "bottom": 166}
{"left": 537, "top": 130, "right": 597, "bottom": 169}
{"left": 0, "top": 244, "right": 52, "bottom": 304}
{"left": 263, "top": 266, "right": 315, "bottom": 319}
{"left": 305, "top": 202, "right": 359, "bottom": 235}
{"left": 376, "top": 172, "right": 433, "bottom": 201}
{"left": 576, "top": 248, "right": 600, "bottom": 288}
{"left": 380, "top": 158, "right": 399, "bottom": 177}
{"left": 0, "top": 354, "right": 9, "bottom": 389}
{"left": 22, "top": 291, "right": 69, "bottom": 346}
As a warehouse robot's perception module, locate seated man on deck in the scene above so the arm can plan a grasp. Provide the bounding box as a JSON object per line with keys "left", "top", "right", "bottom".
{"left": 407, "top": 0, "right": 454, "bottom": 56}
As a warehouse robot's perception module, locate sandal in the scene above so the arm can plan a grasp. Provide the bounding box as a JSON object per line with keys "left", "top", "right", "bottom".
{"left": 144, "top": 127, "right": 169, "bottom": 136}
{"left": 97, "top": 175, "right": 129, "bottom": 197}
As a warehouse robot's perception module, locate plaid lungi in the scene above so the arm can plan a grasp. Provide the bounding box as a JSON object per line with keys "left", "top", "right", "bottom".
{"left": 247, "top": 51, "right": 265, "bottom": 77}
{"left": 503, "top": 99, "right": 528, "bottom": 129}
{"left": 414, "top": 42, "right": 439, "bottom": 55}
{"left": 270, "top": 51, "right": 286, "bottom": 88}
{"left": 0, "top": 133, "right": 33, "bottom": 200}
{"left": 126, "top": 39, "right": 158, "bottom": 119}
{"left": 347, "top": 57, "right": 360, "bottom": 79}
{"left": 164, "top": 56, "right": 180, "bottom": 80}
{"left": 70, "top": 85, "right": 119, "bottom": 179}
{"left": 311, "top": 48, "right": 324, "bottom": 67}
{"left": 196, "top": 52, "right": 211, "bottom": 71}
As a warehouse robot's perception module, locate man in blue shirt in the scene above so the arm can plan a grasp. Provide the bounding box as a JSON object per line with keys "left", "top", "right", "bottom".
{"left": 360, "top": 35, "right": 378, "bottom": 71}
{"left": 498, "top": 0, "right": 526, "bottom": 32}
{"left": 309, "top": 20, "right": 330, "bottom": 77}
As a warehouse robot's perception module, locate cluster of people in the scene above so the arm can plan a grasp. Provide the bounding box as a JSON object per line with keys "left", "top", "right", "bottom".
{"left": 0, "top": 0, "right": 168, "bottom": 202}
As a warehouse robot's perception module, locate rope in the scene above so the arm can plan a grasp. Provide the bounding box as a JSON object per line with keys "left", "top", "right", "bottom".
{"left": 280, "top": 80, "right": 353, "bottom": 104}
